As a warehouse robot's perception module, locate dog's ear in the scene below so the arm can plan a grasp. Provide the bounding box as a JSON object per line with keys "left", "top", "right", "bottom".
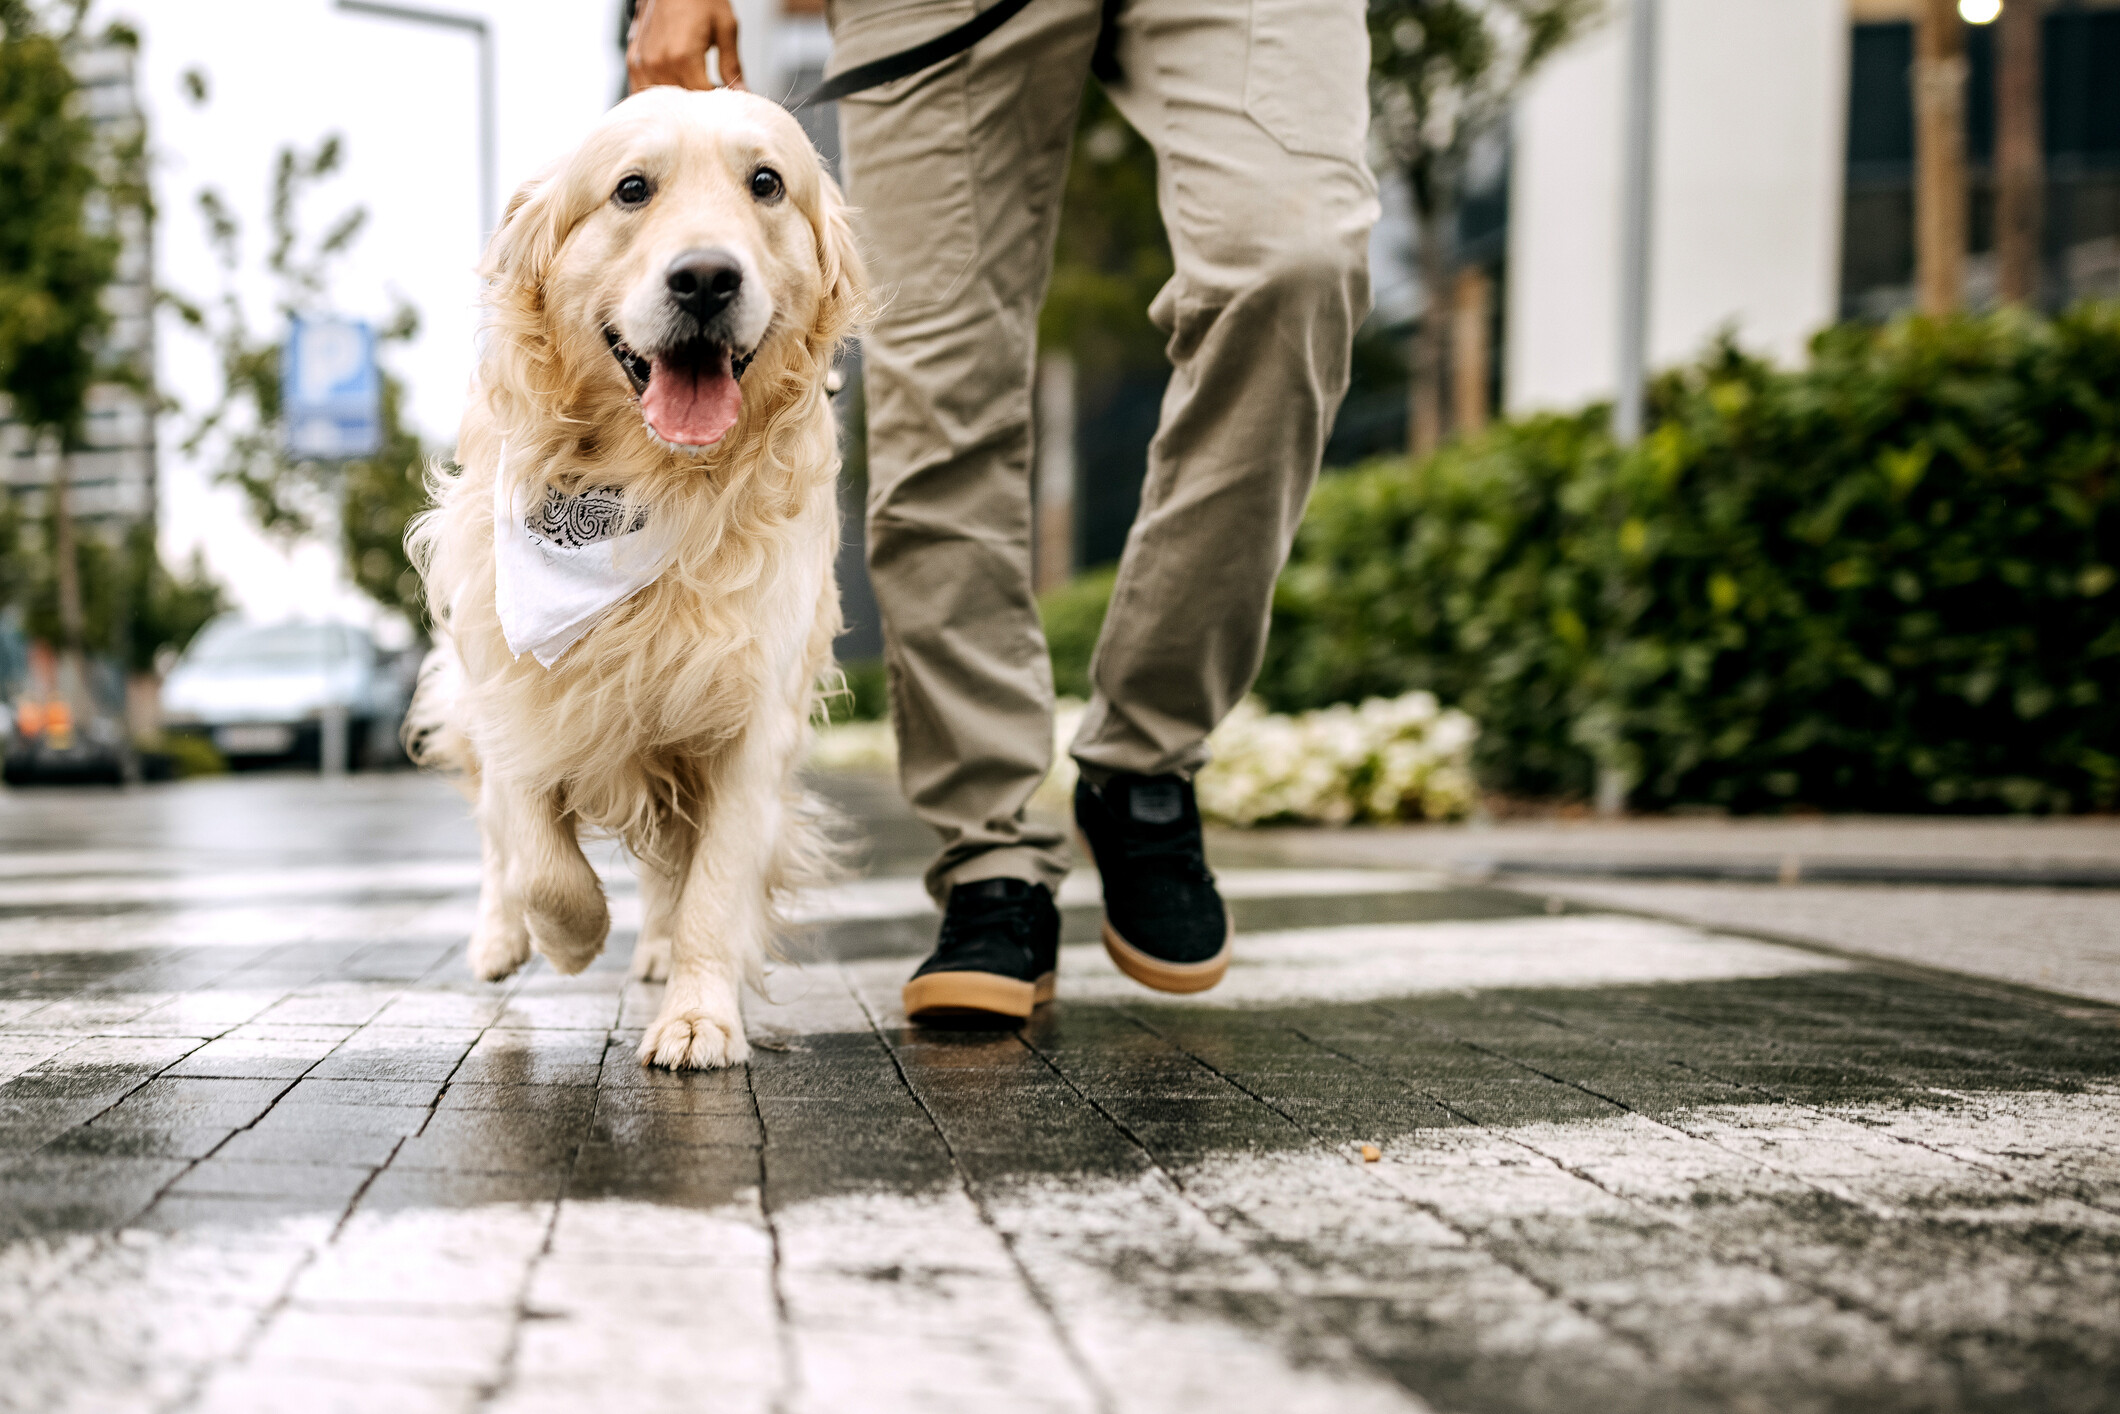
{"left": 811, "top": 171, "right": 868, "bottom": 345}
{"left": 481, "top": 169, "right": 564, "bottom": 295}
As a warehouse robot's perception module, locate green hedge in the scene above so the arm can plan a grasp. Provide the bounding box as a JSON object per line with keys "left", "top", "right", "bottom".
{"left": 1034, "top": 307, "right": 2120, "bottom": 810}
{"left": 1258, "top": 306, "right": 2120, "bottom": 812}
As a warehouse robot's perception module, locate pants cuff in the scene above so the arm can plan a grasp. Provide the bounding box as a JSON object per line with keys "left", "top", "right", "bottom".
{"left": 928, "top": 845, "right": 1072, "bottom": 907}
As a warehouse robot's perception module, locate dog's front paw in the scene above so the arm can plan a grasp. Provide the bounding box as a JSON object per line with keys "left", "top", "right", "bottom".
{"left": 467, "top": 922, "right": 532, "bottom": 982}
{"left": 638, "top": 1005, "right": 751, "bottom": 1070}
{"left": 628, "top": 934, "right": 671, "bottom": 982}
{"left": 523, "top": 883, "right": 610, "bottom": 977}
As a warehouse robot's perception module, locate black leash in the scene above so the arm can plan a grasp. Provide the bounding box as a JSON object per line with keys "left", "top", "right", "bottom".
{"left": 791, "top": 0, "right": 1044, "bottom": 108}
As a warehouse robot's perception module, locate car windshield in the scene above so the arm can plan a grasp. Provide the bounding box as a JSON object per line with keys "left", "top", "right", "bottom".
{"left": 185, "top": 623, "right": 354, "bottom": 670}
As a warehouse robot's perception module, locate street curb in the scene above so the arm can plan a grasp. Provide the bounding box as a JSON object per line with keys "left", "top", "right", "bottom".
{"left": 1488, "top": 879, "right": 2120, "bottom": 1023}
{"left": 1461, "top": 857, "right": 2120, "bottom": 890}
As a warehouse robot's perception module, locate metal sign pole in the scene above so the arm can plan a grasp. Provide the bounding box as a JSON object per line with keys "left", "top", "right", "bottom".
{"left": 1614, "top": 0, "right": 1658, "bottom": 448}
{"left": 335, "top": 0, "right": 497, "bottom": 246}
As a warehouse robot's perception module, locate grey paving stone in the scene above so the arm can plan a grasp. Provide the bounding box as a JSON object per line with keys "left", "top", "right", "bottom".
{"left": 568, "top": 1141, "right": 761, "bottom": 1208}
{"left": 390, "top": 1108, "right": 587, "bottom": 1174}
{"left": 132, "top": 1195, "right": 341, "bottom": 1239}
{"left": 164, "top": 1044, "right": 339, "bottom": 1080}
{"left": 215, "top": 1124, "right": 407, "bottom": 1167}
{"left": 453, "top": 1028, "right": 608, "bottom": 1087}
{"left": 252, "top": 1100, "right": 434, "bottom": 1135}
{"left": 587, "top": 1108, "right": 764, "bottom": 1149}
{"left": 40, "top": 1121, "right": 237, "bottom": 1160}
{"left": 0, "top": 1154, "right": 188, "bottom": 1238}
{"left": 171, "top": 1158, "right": 378, "bottom": 1203}
{"left": 0, "top": 1095, "right": 109, "bottom": 1137}
{"left": 1519, "top": 877, "right": 2120, "bottom": 1005}
{"left": 303, "top": 1050, "right": 464, "bottom": 1083}
{"left": 353, "top": 1167, "right": 567, "bottom": 1212}
{"left": 0, "top": 1120, "right": 72, "bottom": 1157}
{"left": 100, "top": 1075, "right": 292, "bottom": 1118}
{"left": 280, "top": 1076, "right": 450, "bottom": 1108}
{"left": 2, "top": 1063, "right": 155, "bottom": 1103}
{"left": 436, "top": 1082, "right": 599, "bottom": 1116}
{"left": 8, "top": 775, "right": 2120, "bottom": 1413}
{"left": 192, "top": 1369, "right": 483, "bottom": 1414}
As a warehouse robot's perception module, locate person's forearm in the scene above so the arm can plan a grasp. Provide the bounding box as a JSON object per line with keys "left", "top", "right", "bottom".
{"left": 628, "top": 0, "right": 745, "bottom": 92}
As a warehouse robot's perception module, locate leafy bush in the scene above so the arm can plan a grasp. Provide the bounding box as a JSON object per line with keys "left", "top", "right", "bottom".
{"left": 834, "top": 564, "right": 1114, "bottom": 723}
{"left": 151, "top": 732, "right": 226, "bottom": 779}
{"left": 824, "top": 657, "right": 891, "bottom": 722}
{"left": 9, "top": 514, "right": 226, "bottom": 674}
{"left": 1261, "top": 407, "right": 1609, "bottom": 798}
{"left": 1040, "top": 564, "right": 1119, "bottom": 700}
{"left": 1261, "top": 306, "right": 2120, "bottom": 812}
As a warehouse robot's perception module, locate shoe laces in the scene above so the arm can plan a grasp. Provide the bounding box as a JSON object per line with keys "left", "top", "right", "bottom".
{"left": 1107, "top": 790, "right": 1215, "bottom": 884}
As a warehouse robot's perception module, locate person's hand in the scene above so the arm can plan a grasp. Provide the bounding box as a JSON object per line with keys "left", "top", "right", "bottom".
{"left": 628, "top": 0, "right": 745, "bottom": 93}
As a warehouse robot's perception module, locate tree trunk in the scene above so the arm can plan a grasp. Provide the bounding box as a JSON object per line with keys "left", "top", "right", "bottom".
{"left": 1914, "top": 0, "right": 1968, "bottom": 316}
{"left": 1995, "top": 0, "right": 2044, "bottom": 305}
{"left": 1032, "top": 352, "right": 1076, "bottom": 595}
{"left": 49, "top": 448, "right": 90, "bottom": 714}
{"left": 1409, "top": 204, "right": 1450, "bottom": 458}
{"left": 1451, "top": 265, "right": 1493, "bottom": 440}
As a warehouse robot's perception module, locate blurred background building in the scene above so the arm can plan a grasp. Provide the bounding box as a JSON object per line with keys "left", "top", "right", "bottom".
{"left": 0, "top": 31, "right": 156, "bottom": 711}
{"left": 712, "top": 0, "right": 2120, "bottom": 658}
{"left": 0, "top": 35, "right": 156, "bottom": 538}
{"left": 1506, "top": 0, "right": 2120, "bottom": 415}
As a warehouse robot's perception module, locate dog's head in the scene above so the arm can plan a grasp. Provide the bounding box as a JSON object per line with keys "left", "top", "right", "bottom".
{"left": 483, "top": 87, "right": 862, "bottom": 453}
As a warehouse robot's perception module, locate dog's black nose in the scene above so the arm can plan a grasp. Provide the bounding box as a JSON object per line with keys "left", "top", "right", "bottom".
{"left": 665, "top": 249, "right": 744, "bottom": 322}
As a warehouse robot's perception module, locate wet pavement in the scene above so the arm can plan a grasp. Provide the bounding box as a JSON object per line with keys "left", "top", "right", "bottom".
{"left": 3, "top": 773, "right": 2119, "bottom": 1413}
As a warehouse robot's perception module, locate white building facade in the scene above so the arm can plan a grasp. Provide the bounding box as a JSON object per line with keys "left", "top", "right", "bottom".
{"left": 1504, "top": 0, "right": 2120, "bottom": 414}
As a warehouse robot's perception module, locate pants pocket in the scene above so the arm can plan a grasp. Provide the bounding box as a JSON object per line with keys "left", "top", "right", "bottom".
{"left": 830, "top": 0, "right": 981, "bottom": 314}
{"left": 1242, "top": 0, "right": 1371, "bottom": 161}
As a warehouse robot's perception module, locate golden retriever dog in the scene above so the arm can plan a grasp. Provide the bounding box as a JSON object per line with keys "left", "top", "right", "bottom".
{"left": 405, "top": 86, "right": 864, "bottom": 1068}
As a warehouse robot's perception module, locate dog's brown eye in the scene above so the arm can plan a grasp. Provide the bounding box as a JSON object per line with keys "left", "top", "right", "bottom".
{"left": 749, "top": 167, "right": 784, "bottom": 203}
{"left": 614, "top": 174, "right": 651, "bottom": 208}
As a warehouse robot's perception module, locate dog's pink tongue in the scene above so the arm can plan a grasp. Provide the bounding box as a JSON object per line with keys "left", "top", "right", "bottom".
{"left": 641, "top": 350, "right": 741, "bottom": 446}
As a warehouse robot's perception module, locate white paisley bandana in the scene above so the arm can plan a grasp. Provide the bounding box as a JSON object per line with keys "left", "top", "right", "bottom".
{"left": 492, "top": 447, "right": 678, "bottom": 667}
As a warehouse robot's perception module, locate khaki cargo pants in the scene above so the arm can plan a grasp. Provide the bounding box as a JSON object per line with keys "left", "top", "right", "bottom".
{"left": 830, "top": 0, "right": 1378, "bottom": 901}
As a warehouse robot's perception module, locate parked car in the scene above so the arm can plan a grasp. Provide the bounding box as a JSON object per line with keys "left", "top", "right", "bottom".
{"left": 1, "top": 698, "right": 131, "bottom": 786}
{"left": 162, "top": 618, "right": 409, "bottom": 770}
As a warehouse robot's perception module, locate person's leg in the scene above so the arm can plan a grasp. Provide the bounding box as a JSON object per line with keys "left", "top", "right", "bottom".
{"left": 831, "top": 0, "right": 1102, "bottom": 903}
{"left": 1075, "top": 0, "right": 1379, "bottom": 780}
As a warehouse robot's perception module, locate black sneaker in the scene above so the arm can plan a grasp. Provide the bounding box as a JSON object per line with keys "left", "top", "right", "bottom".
{"left": 902, "top": 878, "right": 1060, "bottom": 1024}
{"left": 1074, "top": 773, "right": 1232, "bottom": 994}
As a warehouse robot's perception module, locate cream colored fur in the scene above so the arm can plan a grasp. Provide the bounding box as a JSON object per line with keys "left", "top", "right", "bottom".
{"left": 405, "top": 87, "right": 865, "bottom": 1069}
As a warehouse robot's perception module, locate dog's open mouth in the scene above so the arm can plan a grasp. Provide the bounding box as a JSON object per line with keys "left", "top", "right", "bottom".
{"left": 605, "top": 328, "right": 755, "bottom": 448}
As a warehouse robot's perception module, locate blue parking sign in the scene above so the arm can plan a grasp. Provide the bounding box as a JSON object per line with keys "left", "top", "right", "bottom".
{"left": 283, "top": 316, "right": 382, "bottom": 460}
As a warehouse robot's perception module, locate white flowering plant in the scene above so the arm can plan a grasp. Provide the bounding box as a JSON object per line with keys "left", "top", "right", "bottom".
{"left": 811, "top": 690, "right": 1481, "bottom": 827}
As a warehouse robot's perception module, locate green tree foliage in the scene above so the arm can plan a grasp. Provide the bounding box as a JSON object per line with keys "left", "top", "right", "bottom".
{"left": 1039, "top": 563, "right": 1118, "bottom": 699}
{"left": 0, "top": 0, "right": 115, "bottom": 440}
{"left": 340, "top": 372, "right": 429, "bottom": 618}
{"left": 0, "top": 4, "right": 215, "bottom": 680}
{"left": 170, "top": 121, "right": 426, "bottom": 621}
{"left": 1367, "top": 0, "right": 1597, "bottom": 448}
{"left": 1258, "top": 305, "right": 2120, "bottom": 813}
{"left": 1037, "top": 82, "right": 1170, "bottom": 379}
{"left": 1367, "top": 0, "right": 1595, "bottom": 223}
{"left": 21, "top": 519, "right": 223, "bottom": 673}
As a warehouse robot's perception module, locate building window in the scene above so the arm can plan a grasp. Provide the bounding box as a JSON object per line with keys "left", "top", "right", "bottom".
{"left": 1840, "top": 9, "right": 2120, "bottom": 318}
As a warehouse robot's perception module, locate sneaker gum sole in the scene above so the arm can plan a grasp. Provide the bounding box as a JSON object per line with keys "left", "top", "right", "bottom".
{"left": 1074, "top": 826, "right": 1234, "bottom": 996}
{"left": 1100, "top": 919, "right": 1233, "bottom": 995}
{"left": 903, "top": 969, "right": 1057, "bottom": 1021}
